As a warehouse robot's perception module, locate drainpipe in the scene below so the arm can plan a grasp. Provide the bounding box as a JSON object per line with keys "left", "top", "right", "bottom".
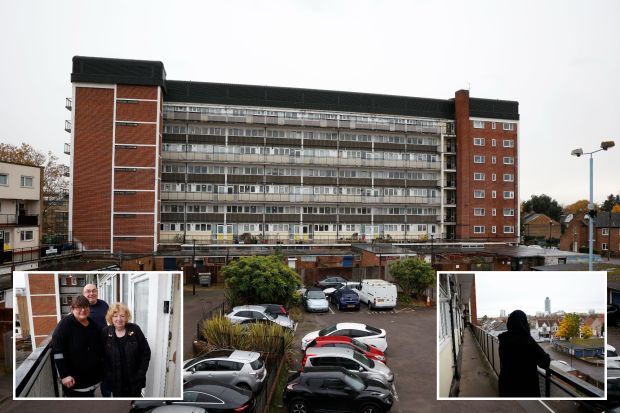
{"left": 448, "top": 285, "right": 460, "bottom": 379}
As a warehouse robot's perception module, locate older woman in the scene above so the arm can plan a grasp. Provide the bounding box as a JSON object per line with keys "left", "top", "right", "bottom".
{"left": 52, "top": 295, "right": 104, "bottom": 397}
{"left": 102, "top": 303, "right": 151, "bottom": 397}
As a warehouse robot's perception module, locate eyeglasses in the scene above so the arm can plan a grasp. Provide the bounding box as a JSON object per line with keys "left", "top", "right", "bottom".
{"left": 73, "top": 307, "right": 90, "bottom": 312}
{"left": 84, "top": 289, "right": 97, "bottom": 293}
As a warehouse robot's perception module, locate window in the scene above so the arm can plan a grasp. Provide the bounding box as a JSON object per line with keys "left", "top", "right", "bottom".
{"left": 20, "top": 230, "right": 34, "bottom": 241}
{"left": 492, "top": 208, "right": 497, "bottom": 216}
{"left": 0, "top": 174, "right": 7, "bottom": 185}
{"left": 503, "top": 226, "right": 515, "bottom": 233}
{"left": 474, "top": 226, "right": 485, "bottom": 234}
{"left": 602, "top": 228, "right": 609, "bottom": 236}
{"left": 492, "top": 226, "right": 497, "bottom": 233}
{"left": 503, "top": 122, "right": 515, "bottom": 131}
{"left": 474, "top": 190, "right": 485, "bottom": 198}
{"left": 491, "top": 121, "right": 496, "bottom": 130}
{"left": 474, "top": 173, "right": 485, "bottom": 181}
{"left": 492, "top": 190, "right": 497, "bottom": 199}
{"left": 20, "top": 176, "right": 33, "bottom": 188}
{"left": 474, "top": 155, "right": 485, "bottom": 164}
{"left": 473, "top": 120, "right": 485, "bottom": 129}
{"left": 503, "top": 173, "right": 514, "bottom": 182}
{"left": 492, "top": 173, "right": 497, "bottom": 182}
{"left": 474, "top": 208, "right": 485, "bottom": 216}
{"left": 503, "top": 156, "right": 514, "bottom": 165}
{"left": 474, "top": 138, "right": 485, "bottom": 146}
{"left": 503, "top": 139, "right": 514, "bottom": 148}
{"left": 503, "top": 191, "right": 514, "bottom": 199}
{"left": 491, "top": 156, "right": 497, "bottom": 164}
{"left": 491, "top": 139, "right": 497, "bottom": 147}
{"left": 602, "top": 243, "right": 609, "bottom": 251}
{"left": 503, "top": 208, "right": 515, "bottom": 216}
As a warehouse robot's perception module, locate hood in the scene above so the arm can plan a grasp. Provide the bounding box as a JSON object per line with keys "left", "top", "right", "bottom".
{"left": 372, "top": 360, "right": 392, "bottom": 377}
{"left": 275, "top": 315, "right": 294, "bottom": 328}
{"left": 506, "top": 310, "right": 530, "bottom": 336}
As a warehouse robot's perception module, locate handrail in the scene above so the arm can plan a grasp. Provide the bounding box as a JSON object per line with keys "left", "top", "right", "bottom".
{"left": 15, "top": 336, "right": 60, "bottom": 397}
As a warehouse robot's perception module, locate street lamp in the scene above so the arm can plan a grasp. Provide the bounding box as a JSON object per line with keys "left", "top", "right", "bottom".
{"left": 571, "top": 140, "right": 615, "bottom": 271}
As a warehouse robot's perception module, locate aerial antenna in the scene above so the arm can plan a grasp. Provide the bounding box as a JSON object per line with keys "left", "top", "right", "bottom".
{"left": 467, "top": 82, "right": 471, "bottom": 91}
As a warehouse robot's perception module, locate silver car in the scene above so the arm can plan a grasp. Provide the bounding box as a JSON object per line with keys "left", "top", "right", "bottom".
{"left": 302, "top": 288, "right": 329, "bottom": 312}
{"left": 302, "top": 346, "right": 394, "bottom": 383}
{"left": 225, "top": 305, "right": 295, "bottom": 330}
{"left": 183, "top": 349, "right": 266, "bottom": 393}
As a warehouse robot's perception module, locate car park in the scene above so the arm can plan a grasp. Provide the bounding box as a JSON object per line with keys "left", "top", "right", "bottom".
{"left": 183, "top": 349, "right": 267, "bottom": 393}
{"left": 301, "top": 323, "right": 388, "bottom": 352}
{"left": 301, "top": 346, "right": 394, "bottom": 383}
{"left": 316, "top": 276, "right": 349, "bottom": 290}
{"left": 357, "top": 279, "right": 397, "bottom": 310}
{"left": 305, "top": 336, "right": 386, "bottom": 363}
{"left": 302, "top": 288, "right": 329, "bottom": 313}
{"left": 225, "top": 305, "right": 295, "bottom": 329}
{"left": 330, "top": 287, "right": 361, "bottom": 311}
{"left": 130, "top": 380, "right": 256, "bottom": 413}
{"left": 283, "top": 367, "right": 394, "bottom": 413}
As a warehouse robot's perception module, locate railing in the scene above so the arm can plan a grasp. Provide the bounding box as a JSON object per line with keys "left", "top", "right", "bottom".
{"left": 15, "top": 336, "right": 61, "bottom": 397}
{"left": 64, "top": 120, "right": 71, "bottom": 133}
{"left": 0, "top": 214, "right": 16, "bottom": 225}
{"left": 0, "top": 243, "right": 81, "bottom": 265}
{"left": 64, "top": 143, "right": 71, "bottom": 155}
{"left": 160, "top": 233, "right": 440, "bottom": 245}
{"left": 65, "top": 98, "right": 72, "bottom": 111}
{"left": 471, "top": 325, "right": 603, "bottom": 398}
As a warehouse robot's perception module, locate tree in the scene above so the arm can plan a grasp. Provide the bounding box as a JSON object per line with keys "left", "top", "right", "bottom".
{"left": 0, "top": 143, "right": 69, "bottom": 236}
{"left": 555, "top": 313, "right": 580, "bottom": 340}
{"left": 580, "top": 325, "right": 593, "bottom": 339}
{"left": 613, "top": 205, "right": 620, "bottom": 213}
{"left": 522, "top": 194, "right": 563, "bottom": 221}
{"left": 388, "top": 257, "right": 435, "bottom": 297}
{"left": 222, "top": 255, "right": 301, "bottom": 305}
{"left": 563, "top": 199, "right": 590, "bottom": 215}
{"left": 601, "top": 194, "right": 620, "bottom": 212}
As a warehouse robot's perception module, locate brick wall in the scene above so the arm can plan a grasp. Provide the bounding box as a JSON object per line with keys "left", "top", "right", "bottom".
{"left": 26, "top": 273, "right": 58, "bottom": 349}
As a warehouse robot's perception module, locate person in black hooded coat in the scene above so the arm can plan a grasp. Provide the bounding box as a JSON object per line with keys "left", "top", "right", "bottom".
{"left": 498, "top": 309, "right": 551, "bottom": 397}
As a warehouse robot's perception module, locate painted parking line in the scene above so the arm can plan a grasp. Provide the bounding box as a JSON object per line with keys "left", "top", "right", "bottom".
{"left": 328, "top": 305, "right": 335, "bottom": 314}
{"left": 391, "top": 383, "right": 399, "bottom": 401}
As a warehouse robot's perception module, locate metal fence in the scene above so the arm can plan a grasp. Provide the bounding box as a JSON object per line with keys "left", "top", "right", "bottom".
{"left": 471, "top": 325, "right": 603, "bottom": 398}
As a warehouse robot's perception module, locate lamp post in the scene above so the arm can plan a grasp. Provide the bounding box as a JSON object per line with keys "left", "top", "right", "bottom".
{"left": 571, "top": 140, "right": 615, "bottom": 271}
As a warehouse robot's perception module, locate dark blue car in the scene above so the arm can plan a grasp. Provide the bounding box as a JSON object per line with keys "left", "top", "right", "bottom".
{"left": 331, "top": 287, "right": 360, "bottom": 311}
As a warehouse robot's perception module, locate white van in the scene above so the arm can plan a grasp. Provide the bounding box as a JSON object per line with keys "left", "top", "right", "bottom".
{"left": 357, "top": 279, "right": 397, "bottom": 310}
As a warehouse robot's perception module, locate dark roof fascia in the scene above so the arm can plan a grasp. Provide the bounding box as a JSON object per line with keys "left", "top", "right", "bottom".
{"left": 470, "top": 97, "right": 520, "bottom": 121}
{"left": 71, "top": 56, "right": 167, "bottom": 92}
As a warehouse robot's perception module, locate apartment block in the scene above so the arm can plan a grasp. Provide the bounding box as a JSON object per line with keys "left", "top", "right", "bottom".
{"left": 67, "top": 56, "right": 520, "bottom": 253}
{"left": 0, "top": 161, "right": 43, "bottom": 254}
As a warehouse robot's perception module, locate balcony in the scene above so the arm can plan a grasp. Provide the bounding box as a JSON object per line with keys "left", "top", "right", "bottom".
{"left": 15, "top": 336, "right": 61, "bottom": 397}
{"left": 65, "top": 98, "right": 72, "bottom": 111}
{"left": 18, "top": 215, "right": 38, "bottom": 226}
{"left": 64, "top": 120, "right": 71, "bottom": 133}
{"left": 64, "top": 143, "right": 70, "bottom": 155}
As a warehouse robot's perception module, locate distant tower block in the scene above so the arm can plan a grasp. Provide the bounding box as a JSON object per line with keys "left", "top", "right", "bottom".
{"left": 545, "top": 297, "right": 551, "bottom": 314}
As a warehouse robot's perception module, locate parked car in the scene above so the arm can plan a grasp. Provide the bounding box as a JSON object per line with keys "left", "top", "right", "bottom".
{"left": 357, "top": 279, "right": 397, "bottom": 310}
{"left": 608, "top": 344, "right": 620, "bottom": 369}
{"left": 183, "top": 349, "right": 267, "bottom": 393}
{"left": 301, "top": 347, "right": 394, "bottom": 383}
{"left": 130, "top": 380, "right": 256, "bottom": 413}
{"left": 323, "top": 281, "right": 362, "bottom": 296}
{"left": 283, "top": 367, "right": 393, "bottom": 413}
{"left": 306, "top": 336, "right": 386, "bottom": 363}
{"left": 260, "top": 303, "right": 288, "bottom": 316}
{"left": 331, "top": 287, "right": 361, "bottom": 311}
{"left": 302, "top": 288, "right": 329, "bottom": 312}
{"left": 301, "top": 323, "right": 388, "bottom": 352}
{"left": 225, "top": 305, "right": 295, "bottom": 329}
{"left": 316, "top": 276, "right": 349, "bottom": 290}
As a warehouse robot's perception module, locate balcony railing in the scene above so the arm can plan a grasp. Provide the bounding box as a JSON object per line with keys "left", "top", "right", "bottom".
{"left": 64, "top": 120, "right": 71, "bottom": 133}
{"left": 65, "top": 98, "right": 72, "bottom": 111}
{"left": 64, "top": 143, "right": 71, "bottom": 155}
{"left": 15, "top": 336, "right": 61, "bottom": 397}
{"left": 0, "top": 214, "right": 39, "bottom": 226}
{"left": 471, "top": 325, "right": 603, "bottom": 398}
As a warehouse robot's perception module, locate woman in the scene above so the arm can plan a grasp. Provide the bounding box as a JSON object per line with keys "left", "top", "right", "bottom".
{"left": 51, "top": 295, "right": 104, "bottom": 397}
{"left": 498, "top": 309, "right": 551, "bottom": 397}
{"left": 102, "top": 303, "right": 151, "bottom": 397}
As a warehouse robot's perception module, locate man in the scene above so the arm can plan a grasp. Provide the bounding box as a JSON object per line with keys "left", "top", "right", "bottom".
{"left": 52, "top": 295, "right": 104, "bottom": 397}
{"left": 83, "top": 283, "right": 109, "bottom": 330}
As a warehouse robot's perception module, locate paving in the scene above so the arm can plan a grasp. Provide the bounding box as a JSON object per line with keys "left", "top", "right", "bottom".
{"left": 457, "top": 327, "right": 498, "bottom": 397}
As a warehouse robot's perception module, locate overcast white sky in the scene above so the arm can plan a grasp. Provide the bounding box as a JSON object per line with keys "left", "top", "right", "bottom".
{"left": 475, "top": 271, "right": 606, "bottom": 317}
{"left": 1, "top": 0, "right": 619, "bottom": 205}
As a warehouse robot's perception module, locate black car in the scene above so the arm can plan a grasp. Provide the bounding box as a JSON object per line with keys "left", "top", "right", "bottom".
{"left": 283, "top": 367, "right": 393, "bottom": 413}
{"left": 131, "top": 380, "right": 255, "bottom": 413}
{"left": 316, "top": 276, "right": 349, "bottom": 290}
{"left": 331, "top": 287, "right": 360, "bottom": 311}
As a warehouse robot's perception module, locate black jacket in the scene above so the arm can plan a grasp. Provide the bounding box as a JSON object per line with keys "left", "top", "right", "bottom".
{"left": 498, "top": 310, "right": 551, "bottom": 397}
{"left": 51, "top": 314, "right": 104, "bottom": 389}
{"left": 102, "top": 323, "right": 151, "bottom": 396}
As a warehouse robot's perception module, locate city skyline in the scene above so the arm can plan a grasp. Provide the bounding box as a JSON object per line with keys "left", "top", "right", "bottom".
{"left": 1, "top": 1, "right": 619, "bottom": 204}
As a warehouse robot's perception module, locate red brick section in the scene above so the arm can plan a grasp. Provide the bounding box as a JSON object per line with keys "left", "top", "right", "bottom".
{"left": 116, "top": 123, "right": 158, "bottom": 145}
{"left": 116, "top": 101, "right": 158, "bottom": 122}
{"left": 455, "top": 90, "right": 471, "bottom": 240}
{"left": 33, "top": 317, "right": 58, "bottom": 347}
{"left": 470, "top": 276, "right": 478, "bottom": 326}
{"left": 114, "top": 191, "right": 155, "bottom": 212}
{"left": 27, "top": 274, "right": 56, "bottom": 294}
{"left": 115, "top": 145, "right": 157, "bottom": 167}
{"left": 114, "top": 238, "right": 154, "bottom": 253}
{"left": 114, "top": 169, "right": 156, "bottom": 190}
{"left": 114, "top": 214, "right": 155, "bottom": 235}
{"left": 455, "top": 90, "right": 519, "bottom": 241}
{"left": 117, "top": 84, "right": 158, "bottom": 100}
{"left": 27, "top": 273, "right": 58, "bottom": 348}
{"left": 597, "top": 226, "right": 620, "bottom": 257}
{"left": 73, "top": 87, "right": 114, "bottom": 250}
{"left": 30, "top": 296, "right": 56, "bottom": 314}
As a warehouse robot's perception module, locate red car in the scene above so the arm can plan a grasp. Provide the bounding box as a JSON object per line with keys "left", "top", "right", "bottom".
{"left": 304, "top": 335, "right": 387, "bottom": 364}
